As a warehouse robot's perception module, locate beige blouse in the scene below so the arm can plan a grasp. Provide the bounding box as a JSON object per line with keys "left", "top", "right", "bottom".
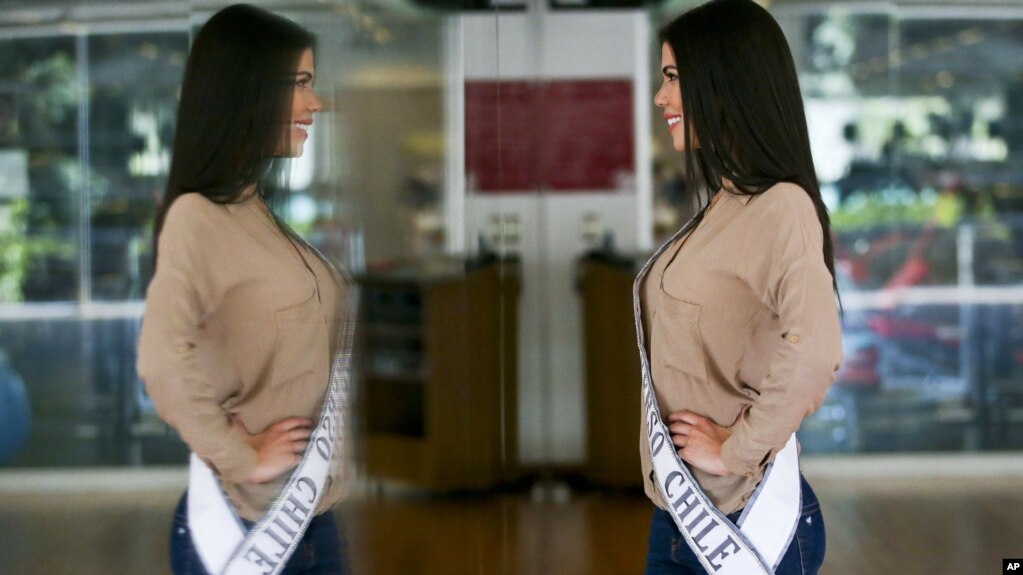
{"left": 639, "top": 182, "right": 843, "bottom": 515}
{"left": 136, "top": 192, "right": 347, "bottom": 521}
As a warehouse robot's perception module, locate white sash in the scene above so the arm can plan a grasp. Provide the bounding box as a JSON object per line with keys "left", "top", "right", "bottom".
{"left": 188, "top": 253, "right": 358, "bottom": 575}
{"left": 634, "top": 212, "right": 801, "bottom": 574}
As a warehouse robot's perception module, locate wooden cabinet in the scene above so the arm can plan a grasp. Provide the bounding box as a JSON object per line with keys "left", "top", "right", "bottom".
{"left": 357, "top": 257, "right": 519, "bottom": 491}
{"left": 578, "top": 253, "right": 644, "bottom": 488}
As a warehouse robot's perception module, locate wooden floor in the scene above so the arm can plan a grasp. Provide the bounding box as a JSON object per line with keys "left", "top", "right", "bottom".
{"left": 0, "top": 476, "right": 1020, "bottom": 574}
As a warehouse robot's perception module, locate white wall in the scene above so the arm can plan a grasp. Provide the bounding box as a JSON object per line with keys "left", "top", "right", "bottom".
{"left": 448, "top": 9, "right": 652, "bottom": 465}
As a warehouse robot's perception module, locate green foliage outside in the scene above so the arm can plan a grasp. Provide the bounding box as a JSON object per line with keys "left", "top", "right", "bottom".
{"left": 0, "top": 198, "right": 74, "bottom": 302}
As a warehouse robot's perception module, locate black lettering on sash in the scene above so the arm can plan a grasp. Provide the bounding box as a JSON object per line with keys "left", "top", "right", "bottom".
{"left": 671, "top": 495, "right": 703, "bottom": 527}
{"left": 669, "top": 483, "right": 696, "bottom": 515}
{"left": 263, "top": 523, "right": 291, "bottom": 558}
{"left": 315, "top": 436, "right": 331, "bottom": 461}
{"left": 664, "top": 471, "right": 683, "bottom": 498}
{"left": 272, "top": 516, "right": 297, "bottom": 538}
{"left": 647, "top": 409, "right": 659, "bottom": 438}
{"left": 281, "top": 493, "right": 311, "bottom": 528}
{"left": 651, "top": 430, "right": 667, "bottom": 457}
{"left": 685, "top": 508, "right": 710, "bottom": 533}
{"left": 296, "top": 476, "right": 318, "bottom": 506}
{"left": 244, "top": 546, "right": 278, "bottom": 574}
{"left": 690, "top": 517, "right": 717, "bottom": 553}
{"left": 663, "top": 469, "right": 727, "bottom": 562}
{"left": 708, "top": 536, "right": 740, "bottom": 571}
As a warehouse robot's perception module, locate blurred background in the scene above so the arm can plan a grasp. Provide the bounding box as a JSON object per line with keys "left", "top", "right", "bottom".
{"left": 0, "top": 0, "right": 1021, "bottom": 573}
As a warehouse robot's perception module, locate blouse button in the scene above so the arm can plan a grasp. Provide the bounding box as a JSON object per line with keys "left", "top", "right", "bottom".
{"left": 788, "top": 335, "right": 801, "bottom": 343}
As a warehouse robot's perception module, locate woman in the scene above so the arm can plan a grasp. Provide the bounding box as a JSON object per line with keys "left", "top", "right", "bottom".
{"left": 637, "top": 1, "right": 843, "bottom": 574}
{"left": 137, "top": 4, "right": 351, "bottom": 574}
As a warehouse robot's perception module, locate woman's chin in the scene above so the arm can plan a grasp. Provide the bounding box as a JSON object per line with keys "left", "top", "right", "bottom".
{"left": 283, "top": 143, "right": 305, "bottom": 158}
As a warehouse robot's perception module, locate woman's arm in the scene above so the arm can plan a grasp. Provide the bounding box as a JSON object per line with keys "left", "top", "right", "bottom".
{"left": 136, "top": 195, "right": 306, "bottom": 483}
{"left": 718, "top": 186, "right": 843, "bottom": 478}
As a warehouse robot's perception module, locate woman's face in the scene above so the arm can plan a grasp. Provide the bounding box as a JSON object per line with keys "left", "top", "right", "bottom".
{"left": 654, "top": 42, "right": 687, "bottom": 153}
{"left": 285, "top": 48, "right": 321, "bottom": 157}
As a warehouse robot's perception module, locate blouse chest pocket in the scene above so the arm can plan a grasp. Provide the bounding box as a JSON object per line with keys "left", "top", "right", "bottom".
{"left": 651, "top": 287, "right": 710, "bottom": 385}
{"left": 269, "top": 289, "right": 329, "bottom": 390}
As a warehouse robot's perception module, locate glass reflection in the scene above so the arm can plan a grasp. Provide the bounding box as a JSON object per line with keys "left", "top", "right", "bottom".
{"left": 1, "top": 1, "right": 1023, "bottom": 574}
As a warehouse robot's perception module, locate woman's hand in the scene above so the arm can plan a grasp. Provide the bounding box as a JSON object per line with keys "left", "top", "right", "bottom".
{"left": 667, "top": 410, "right": 733, "bottom": 477}
{"left": 233, "top": 416, "right": 313, "bottom": 484}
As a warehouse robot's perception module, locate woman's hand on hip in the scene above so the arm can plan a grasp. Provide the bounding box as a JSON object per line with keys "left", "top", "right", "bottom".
{"left": 667, "top": 410, "right": 733, "bottom": 477}
{"left": 233, "top": 416, "right": 313, "bottom": 484}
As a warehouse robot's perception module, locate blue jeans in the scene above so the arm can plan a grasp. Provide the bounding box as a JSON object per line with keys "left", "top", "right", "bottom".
{"left": 170, "top": 491, "right": 349, "bottom": 575}
{"left": 644, "top": 475, "right": 826, "bottom": 575}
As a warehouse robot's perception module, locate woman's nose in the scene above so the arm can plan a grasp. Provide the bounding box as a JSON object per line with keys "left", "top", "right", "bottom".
{"left": 653, "top": 85, "right": 667, "bottom": 108}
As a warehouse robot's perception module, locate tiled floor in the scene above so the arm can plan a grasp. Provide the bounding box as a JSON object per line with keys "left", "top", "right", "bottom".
{"left": 0, "top": 476, "right": 1020, "bottom": 574}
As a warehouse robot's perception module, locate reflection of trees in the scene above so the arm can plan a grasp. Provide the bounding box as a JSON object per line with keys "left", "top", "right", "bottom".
{"left": 0, "top": 34, "right": 185, "bottom": 302}
{"left": 803, "top": 13, "right": 859, "bottom": 97}
{"left": 0, "top": 198, "right": 75, "bottom": 302}
{"left": 21, "top": 51, "right": 77, "bottom": 132}
{"left": 87, "top": 35, "right": 189, "bottom": 299}
{"left": 0, "top": 45, "right": 78, "bottom": 302}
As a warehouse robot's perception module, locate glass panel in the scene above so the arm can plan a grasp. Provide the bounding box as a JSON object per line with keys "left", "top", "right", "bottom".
{"left": 0, "top": 35, "right": 89, "bottom": 468}
{"left": 643, "top": 6, "right": 1023, "bottom": 455}
{"left": 87, "top": 32, "right": 186, "bottom": 301}
{"left": 0, "top": 36, "right": 79, "bottom": 304}
{"left": 0, "top": 1, "right": 511, "bottom": 572}
{"left": 301, "top": 9, "right": 446, "bottom": 264}
{"left": 648, "top": 0, "right": 701, "bottom": 242}
{"left": 0, "top": 30, "right": 191, "bottom": 469}
{"left": 775, "top": 9, "right": 1023, "bottom": 453}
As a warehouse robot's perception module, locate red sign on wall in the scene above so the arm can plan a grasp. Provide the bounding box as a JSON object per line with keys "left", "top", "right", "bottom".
{"left": 465, "top": 80, "right": 634, "bottom": 193}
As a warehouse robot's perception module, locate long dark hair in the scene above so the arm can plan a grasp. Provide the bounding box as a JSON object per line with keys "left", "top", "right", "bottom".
{"left": 660, "top": 0, "right": 839, "bottom": 300}
{"left": 153, "top": 3, "right": 316, "bottom": 263}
